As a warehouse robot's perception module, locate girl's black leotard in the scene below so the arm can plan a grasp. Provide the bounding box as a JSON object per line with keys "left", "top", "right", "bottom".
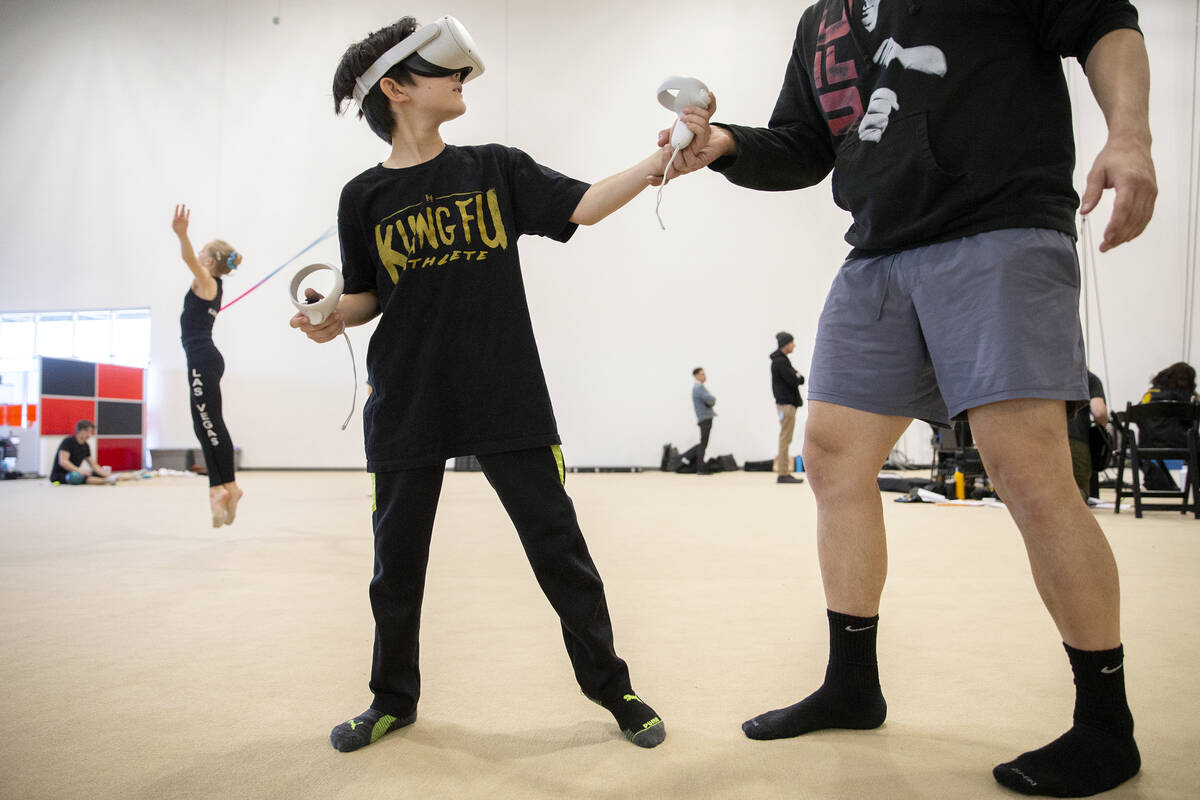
{"left": 180, "top": 279, "right": 235, "bottom": 487}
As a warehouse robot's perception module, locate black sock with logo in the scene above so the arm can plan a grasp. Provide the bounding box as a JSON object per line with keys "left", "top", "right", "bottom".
{"left": 329, "top": 707, "right": 416, "bottom": 752}
{"left": 593, "top": 692, "right": 666, "bottom": 748}
{"left": 742, "top": 609, "right": 887, "bottom": 740}
{"left": 993, "top": 643, "right": 1140, "bottom": 796}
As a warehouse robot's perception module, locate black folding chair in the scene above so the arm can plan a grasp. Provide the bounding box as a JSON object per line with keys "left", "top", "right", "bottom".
{"left": 1112, "top": 401, "right": 1200, "bottom": 518}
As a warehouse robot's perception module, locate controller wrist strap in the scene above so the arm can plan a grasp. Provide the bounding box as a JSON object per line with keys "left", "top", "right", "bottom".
{"left": 339, "top": 329, "right": 357, "bottom": 432}
{"left": 655, "top": 148, "right": 682, "bottom": 230}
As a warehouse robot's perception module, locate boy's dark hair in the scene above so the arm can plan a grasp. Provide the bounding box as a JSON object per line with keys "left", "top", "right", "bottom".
{"left": 332, "top": 17, "right": 420, "bottom": 144}
{"left": 692, "top": 367, "right": 704, "bottom": 376}
{"left": 76, "top": 420, "right": 95, "bottom": 433}
{"left": 1150, "top": 361, "right": 1197, "bottom": 394}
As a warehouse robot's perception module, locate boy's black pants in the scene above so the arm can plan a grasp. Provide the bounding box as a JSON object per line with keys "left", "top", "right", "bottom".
{"left": 368, "top": 445, "right": 633, "bottom": 716}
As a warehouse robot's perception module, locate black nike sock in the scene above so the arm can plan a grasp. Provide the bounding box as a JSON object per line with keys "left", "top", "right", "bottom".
{"left": 595, "top": 692, "right": 666, "bottom": 748}
{"left": 329, "top": 707, "right": 417, "bottom": 752}
{"left": 742, "top": 609, "right": 887, "bottom": 740}
{"left": 993, "top": 643, "right": 1140, "bottom": 797}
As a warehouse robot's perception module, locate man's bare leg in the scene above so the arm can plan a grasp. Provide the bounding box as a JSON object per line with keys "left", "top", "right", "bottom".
{"left": 969, "top": 399, "right": 1119, "bottom": 648}
{"left": 969, "top": 398, "right": 1138, "bottom": 797}
{"left": 743, "top": 401, "right": 911, "bottom": 740}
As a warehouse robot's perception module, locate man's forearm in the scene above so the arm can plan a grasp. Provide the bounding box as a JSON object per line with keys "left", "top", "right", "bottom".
{"left": 1084, "top": 28, "right": 1151, "bottom": 144}
{"left": 711, "top": 122, "right": 834, "bottom": 191}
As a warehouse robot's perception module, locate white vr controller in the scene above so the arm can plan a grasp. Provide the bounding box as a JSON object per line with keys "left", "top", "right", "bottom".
{"left": 657, "top": 76, "right": 711, "bottom": 150}
{"left": 289, "top": 263, "right": 344, "bottom": 325}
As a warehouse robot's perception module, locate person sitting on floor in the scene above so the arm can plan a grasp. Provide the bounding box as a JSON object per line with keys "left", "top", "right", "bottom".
{"left": 48, "top": 420, "right": 127, "bottom": 485}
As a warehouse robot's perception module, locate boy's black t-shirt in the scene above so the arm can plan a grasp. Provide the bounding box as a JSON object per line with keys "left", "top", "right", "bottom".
{"left": 49, "top": 436, "right": 90, "bottom": 483}
{"left": 338, "top": 144, "right": 590, "bottom": 471}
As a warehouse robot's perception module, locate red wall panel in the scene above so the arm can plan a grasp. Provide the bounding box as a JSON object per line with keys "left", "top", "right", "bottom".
{"left": 96, "top": 438, "right": 143, "bottom": 471}
{"left": 39, "top": 359, "right": 144, "bottom": 474}
{"left": 97, "top": 364, "right": 144, "bottom": 400}
{"left": 41, "top": 398, "right": 97, "bottom": 435}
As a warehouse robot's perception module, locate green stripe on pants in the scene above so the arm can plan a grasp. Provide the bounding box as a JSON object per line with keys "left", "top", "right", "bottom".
{"left": 551, "top": 445, "right": 565, "bottom": 485}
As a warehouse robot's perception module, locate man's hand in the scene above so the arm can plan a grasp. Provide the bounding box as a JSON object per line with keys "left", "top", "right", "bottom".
{"left": 1080, "top": 134, "right": 1156, "bottom": 252}
{"left": 650, "top": 93, "right": 730, "bottom": 185}
{"left": 1080, "top": 28, "right": 1156, "bottom": 253}
{"left": 289, "top": 288, "right": 345, "bottom": 343}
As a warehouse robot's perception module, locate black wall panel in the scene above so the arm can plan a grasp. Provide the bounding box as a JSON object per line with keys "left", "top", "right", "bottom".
{"left": 41, "top": 357, "right": 95, "bottom": 397}
{"left": 97, "top": 400, "right": 142, "bottom": 435}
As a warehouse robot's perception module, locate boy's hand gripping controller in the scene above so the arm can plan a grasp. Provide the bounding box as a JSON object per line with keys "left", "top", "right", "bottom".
{"left": 289, "top": 263, "right": 344, "bottom": 324}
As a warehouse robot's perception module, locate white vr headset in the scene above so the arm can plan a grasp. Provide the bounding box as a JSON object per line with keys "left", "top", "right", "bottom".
{"left": 353, "top": 16, "right": 485, "bottom": 108}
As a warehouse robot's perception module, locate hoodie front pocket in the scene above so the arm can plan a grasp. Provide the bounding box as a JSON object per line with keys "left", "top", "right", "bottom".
{"left": 831, "top": 111, "right": 968, "bottom": 249}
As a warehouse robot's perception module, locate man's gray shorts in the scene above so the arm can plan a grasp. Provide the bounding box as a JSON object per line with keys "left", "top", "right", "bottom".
{"left": 808, "top": 228, "right": 1088, "bottom": 426}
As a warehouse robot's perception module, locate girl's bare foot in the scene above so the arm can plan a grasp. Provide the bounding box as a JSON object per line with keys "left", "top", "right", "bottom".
{"left": 223, "top": 483, "right": 244, "bottom": 525}
{"left": 209, "top": 486, "right": 230, "bottom": 528}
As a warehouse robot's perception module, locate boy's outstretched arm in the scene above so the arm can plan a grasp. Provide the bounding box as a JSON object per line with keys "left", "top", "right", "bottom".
{"left": 570, "top": 95, "right": 720, "bottom": 225}
{"left": 569, "top": 152, "right": 665, "bottom": 226}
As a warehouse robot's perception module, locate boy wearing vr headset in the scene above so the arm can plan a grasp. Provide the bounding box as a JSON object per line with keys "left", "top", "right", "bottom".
{"left": 292, "top": 16, "right": 671, "bottom": 753}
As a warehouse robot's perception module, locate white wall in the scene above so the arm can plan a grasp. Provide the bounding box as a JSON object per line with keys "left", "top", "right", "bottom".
{"left": 1, "top": 0, "right": 1197, "bottom": 468}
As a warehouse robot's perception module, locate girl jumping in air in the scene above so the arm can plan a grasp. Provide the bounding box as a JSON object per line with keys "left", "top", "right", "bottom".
{"left": 172, "top": 204, "right": 244, "bottom": 527}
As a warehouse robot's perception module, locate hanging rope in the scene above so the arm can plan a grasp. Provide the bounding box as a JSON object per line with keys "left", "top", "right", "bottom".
{"left": 1184, "top": 0, "right": 1200, "bottom": 362}
{"left": 220, "top": 227, "right": 337, "bottom": 312}
{"left": 1079, "top": 217, "right": 1111, "bottom": 387}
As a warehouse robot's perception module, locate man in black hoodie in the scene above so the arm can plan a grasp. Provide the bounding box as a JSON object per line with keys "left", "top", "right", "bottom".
{"left": 771, "top": 331, "right": 805, "bottom": 484}
{"left": 658, "top": 1, "right": 1155, "bottom": 796}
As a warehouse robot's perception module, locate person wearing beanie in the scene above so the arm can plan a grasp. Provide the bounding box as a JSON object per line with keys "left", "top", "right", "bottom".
{"left": 771, "top": 332, "right": 805, "bottom": 484}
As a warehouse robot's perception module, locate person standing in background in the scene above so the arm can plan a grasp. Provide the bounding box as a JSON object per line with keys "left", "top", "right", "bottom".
{"left": 771, "top": 332, "right": 806, "bottom": 484}
{"left": 686, "top": 367, "right": 716, "bottom": 475}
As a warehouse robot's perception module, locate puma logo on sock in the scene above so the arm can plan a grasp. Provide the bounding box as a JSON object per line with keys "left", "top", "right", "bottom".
{"left": 1007, "top": 767, "right": 1038, "bottom": 787}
